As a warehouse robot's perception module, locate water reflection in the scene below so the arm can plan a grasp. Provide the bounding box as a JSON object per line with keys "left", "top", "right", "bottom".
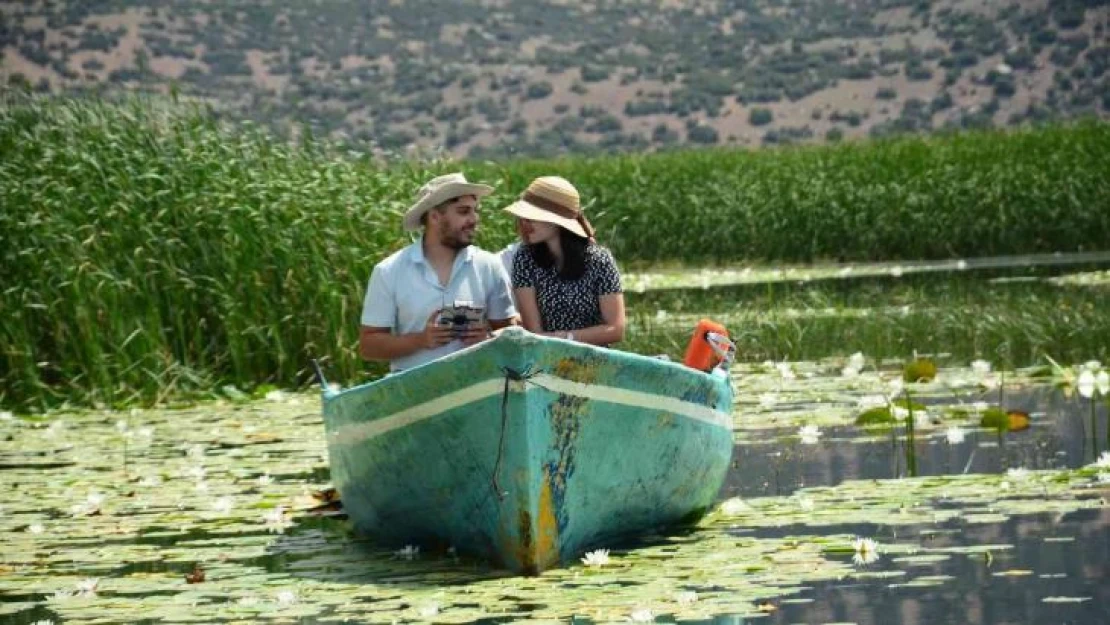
{"left": 728, "top": 387, "right": 1108, "bottom": 498}
{"left": 747, "top": 509, "right": 1110, "bottom": 625}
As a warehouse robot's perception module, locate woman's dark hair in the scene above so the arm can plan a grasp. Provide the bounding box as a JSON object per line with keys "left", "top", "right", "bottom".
{"left": 529, "top": 227, "right": 589, "bottom": 280}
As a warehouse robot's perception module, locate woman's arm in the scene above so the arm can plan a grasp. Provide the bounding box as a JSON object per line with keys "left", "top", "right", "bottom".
{"left": 514, "top": 287, "right": 543, "bottom": 332}
{"left": 559, "top": 292, "right": 625, "bottom": 345}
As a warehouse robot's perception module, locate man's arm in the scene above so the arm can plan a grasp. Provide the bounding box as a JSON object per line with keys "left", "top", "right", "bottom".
{"left": 359, "top": 311, "right": 455, "bottom": 362}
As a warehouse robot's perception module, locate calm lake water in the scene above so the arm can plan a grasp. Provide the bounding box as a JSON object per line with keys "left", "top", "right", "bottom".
{"left": 1, "top": 364, "right": 1108, "bottom": 624}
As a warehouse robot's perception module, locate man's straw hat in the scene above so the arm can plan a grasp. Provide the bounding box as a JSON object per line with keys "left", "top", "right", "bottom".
{"left": 402, "top": 173, "right": 494, "bottom": 232}
{"left": 502, "top": 176, "right": 595, "bottom": 239}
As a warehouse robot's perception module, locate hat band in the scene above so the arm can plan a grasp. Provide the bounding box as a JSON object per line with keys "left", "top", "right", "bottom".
{"left": 522, "top": 191, "right": 595, "bottom": 240}
{"left": 522, "top": 192, "right": 579, "bottom": 219}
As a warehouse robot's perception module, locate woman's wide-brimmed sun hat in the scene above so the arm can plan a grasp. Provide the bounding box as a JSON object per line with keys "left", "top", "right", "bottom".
{"left": 502, "top": 176, "right": 595, "bottom": 239}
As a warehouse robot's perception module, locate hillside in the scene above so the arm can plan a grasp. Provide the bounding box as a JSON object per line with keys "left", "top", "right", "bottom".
{"left": 1, "top": 0, "right": 1108, "bottom": 158}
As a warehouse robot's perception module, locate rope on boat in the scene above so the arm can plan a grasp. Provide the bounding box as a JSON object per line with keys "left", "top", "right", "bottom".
{"left": 492, "top": 365, "right": 538, "bottom": 501}
{"left": 310, "top": 358, "right": 328, "bottom": 390}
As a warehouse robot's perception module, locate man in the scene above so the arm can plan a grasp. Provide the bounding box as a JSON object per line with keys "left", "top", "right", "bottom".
{"left": 359, "top": 173, "right": 517, "bottom": 371}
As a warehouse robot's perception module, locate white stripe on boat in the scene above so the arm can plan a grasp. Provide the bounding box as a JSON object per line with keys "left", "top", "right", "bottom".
{"left": 330, "top": 374, "right": 731, "bottom": 443}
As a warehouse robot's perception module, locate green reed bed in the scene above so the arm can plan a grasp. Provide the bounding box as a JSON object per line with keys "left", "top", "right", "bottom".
{"left": 484, "top": 119, "right": 1110, "bottom": 264}
{"left": 623, "top": 274, "right": 1110, "bottom": 366}
{"left": 2, "top": 95, "right": 1109, "bottom": 410}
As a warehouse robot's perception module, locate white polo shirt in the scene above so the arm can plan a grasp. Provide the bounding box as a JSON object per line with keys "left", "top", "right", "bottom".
{"left": 360, "top": 239, "right": 516, "bottom": 371}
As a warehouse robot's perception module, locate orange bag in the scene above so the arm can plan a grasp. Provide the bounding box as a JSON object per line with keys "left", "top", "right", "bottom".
{"left": 682, "top": 319, "right": 734, "bottom": 372}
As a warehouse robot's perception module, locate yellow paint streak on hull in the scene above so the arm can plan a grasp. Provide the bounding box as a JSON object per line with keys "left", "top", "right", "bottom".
{"left": 535, "top": 468, "right": 560, "bottom": 571}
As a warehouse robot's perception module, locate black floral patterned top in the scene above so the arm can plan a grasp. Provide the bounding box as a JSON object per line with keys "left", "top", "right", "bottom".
{"left": 511, "top": 244, "right": 623, "bottom": 333}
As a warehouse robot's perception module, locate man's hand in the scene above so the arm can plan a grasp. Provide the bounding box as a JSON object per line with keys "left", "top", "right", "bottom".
{"left": 458, "top": 322, "right": 491, "bottom": 346}
{"left": 422, "top": 309, "right": 455, "bottom": 349}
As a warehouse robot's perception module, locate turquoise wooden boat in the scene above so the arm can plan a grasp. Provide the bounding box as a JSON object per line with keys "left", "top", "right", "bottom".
{"left": 321, "top": 327, "right": 733, "bottom": 574}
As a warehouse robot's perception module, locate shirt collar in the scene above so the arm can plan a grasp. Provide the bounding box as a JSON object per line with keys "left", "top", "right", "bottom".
{"left": 408, "top": 236, "right": 475, "bottom": 266}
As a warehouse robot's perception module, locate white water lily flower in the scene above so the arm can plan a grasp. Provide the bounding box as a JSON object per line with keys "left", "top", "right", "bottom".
{"left": 28, "top": 523, "right": 44, "bottom": 534}
{"left": 211, "top": 497, "right": 234, "bottom": 515}
{"left": 719, "top": 497, "right": 749, "bottom": 516}
{"left": 758, "top": 393, "right": 778, "bottom": 409}
{"left": 852, "top": 537, "right": 880, "bottom": 566}
{"left": 1094, "top": 452, "right": 1110, "bottom": 469}
{"left": 0, "top": 410, "right": 12, "bottom": 421}
{"left": 655, "top": 309, "right": 668, "bottom": 322}
{"left": 675, "top": 590, "right": 698, "bottom": 606}
{"left": 1077, "top": 370, "right": 1096, "bottom": 399}
{"left": 1082, "top": 360, "right": 1102, "bottom": 372}
{"left": 971, "top": 359, "right": 992, "bottom": 375}
{"left": 887, "top": 377, "right": 904, "bottom": 398}
{"left": 115, "top": 419, "right": 128, "bottom": 432}
{"left": 776, "top": 362, "right": 796, "bottom": 380}
{"left": 1006, "top": 467, "right": 1030, "bottom": 480}
{"left": 914, "top": 411, "right": 933, "bottom": 429}
{"left": 956, "top": 259, "right": 968, "bottom": 270}
{"left": 891, "top": 406, "right": 910, "bottom": 420}
{"left": 257, "top": 473, "right": 273, "bottom": 486}
{"left": 418, "top": 603, "right": 440, "bottom": 617}
{"left": 75, "top": 578, "right": 99, "bottom": 597}
{"left": 847, "top": 352, "right": 865, "bottom": 372}
{"left": 1097, "top": 371, "right": 1109, "bottom": 396}
{"left": 857, "top": 395, "right": 887, "bottom": 410}
{"left": 890, "top": 266, "right": 904, "bottom": 277}
{"left": 265, "top": 390, "right": 288, "bottom": 402}
{"left": 275, "top": 590, "right": 298, "bottom": 606}
{"left": 628, "top": 608, "right": 655, "bottom": 622}
{"left": 394, "top": 545, "right": 420, "bottom": 560}
{"left": 945, "top": 426, "right": 966, "bottom": 444}
{"left": 263, "top": 506, "right": 291, "bottom": 534}
{"left": 138, "top": 427, "right": 154, "bottom": 438}
{"left": 581, "top": 549, "right": 610, "bottom": 567}
{"left": 71, "top": 492, "right": 105, "bottom": 517}
{"left": 798, "top": 424, "right": 822, "bottom": 445}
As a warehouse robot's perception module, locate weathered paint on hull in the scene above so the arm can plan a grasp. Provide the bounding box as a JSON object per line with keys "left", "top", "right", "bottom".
{"left": 322, "top": 328, "right": 733, "bottom": 574}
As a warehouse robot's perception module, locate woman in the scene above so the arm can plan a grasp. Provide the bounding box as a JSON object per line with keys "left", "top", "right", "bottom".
{"left": 502, "top": 176, "right": 625, "bottom": 346}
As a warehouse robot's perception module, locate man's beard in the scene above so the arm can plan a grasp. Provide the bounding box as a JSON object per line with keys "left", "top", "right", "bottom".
{"left": 440, "top": 223, "right": 473, "bottom": 250}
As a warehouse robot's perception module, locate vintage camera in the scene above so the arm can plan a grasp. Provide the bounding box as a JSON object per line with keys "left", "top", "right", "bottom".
{"left": 437, "top": 301, "right": 486, "bottom": 337}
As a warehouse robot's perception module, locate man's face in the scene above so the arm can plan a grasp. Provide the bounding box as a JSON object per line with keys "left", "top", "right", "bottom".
{"left": 433, "top": 195, "right": 479, "bottom": 249}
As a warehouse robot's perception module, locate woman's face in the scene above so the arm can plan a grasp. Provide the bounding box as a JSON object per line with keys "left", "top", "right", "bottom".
{"left": 521, "top": 218, "right": 558, "bottom": 244}
{"left": 514, "top": 218, "right": 533, "bottom": 242}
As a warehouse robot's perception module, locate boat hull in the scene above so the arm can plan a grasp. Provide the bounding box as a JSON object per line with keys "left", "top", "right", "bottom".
{"left": 323, "top": 328, "right": 733, "bottom": 574}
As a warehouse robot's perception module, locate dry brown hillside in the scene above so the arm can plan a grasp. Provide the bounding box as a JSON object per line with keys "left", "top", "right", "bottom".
{"left": 2, "top": 0, "right": 1107, "bottom": 158}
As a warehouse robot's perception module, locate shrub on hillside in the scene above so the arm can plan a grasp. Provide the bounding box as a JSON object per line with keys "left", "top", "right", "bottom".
{"left": 749, "top": 107, "right": 773, "bottom": 126}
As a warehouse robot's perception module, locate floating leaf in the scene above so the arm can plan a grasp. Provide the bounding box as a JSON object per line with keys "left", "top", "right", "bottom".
{"left": 904, "top": 358, "right": 938, "bottom": 383}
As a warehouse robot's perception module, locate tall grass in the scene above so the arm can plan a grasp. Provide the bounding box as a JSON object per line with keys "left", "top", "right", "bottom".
{"left": 624, "top": 274, "right": 1110, "bottom": 366}
{"left": 484, "top": 120, "right": 1110, "bottom": 264}
{"left": 2, "top": 95, "right": 1109, "bottom": 410}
